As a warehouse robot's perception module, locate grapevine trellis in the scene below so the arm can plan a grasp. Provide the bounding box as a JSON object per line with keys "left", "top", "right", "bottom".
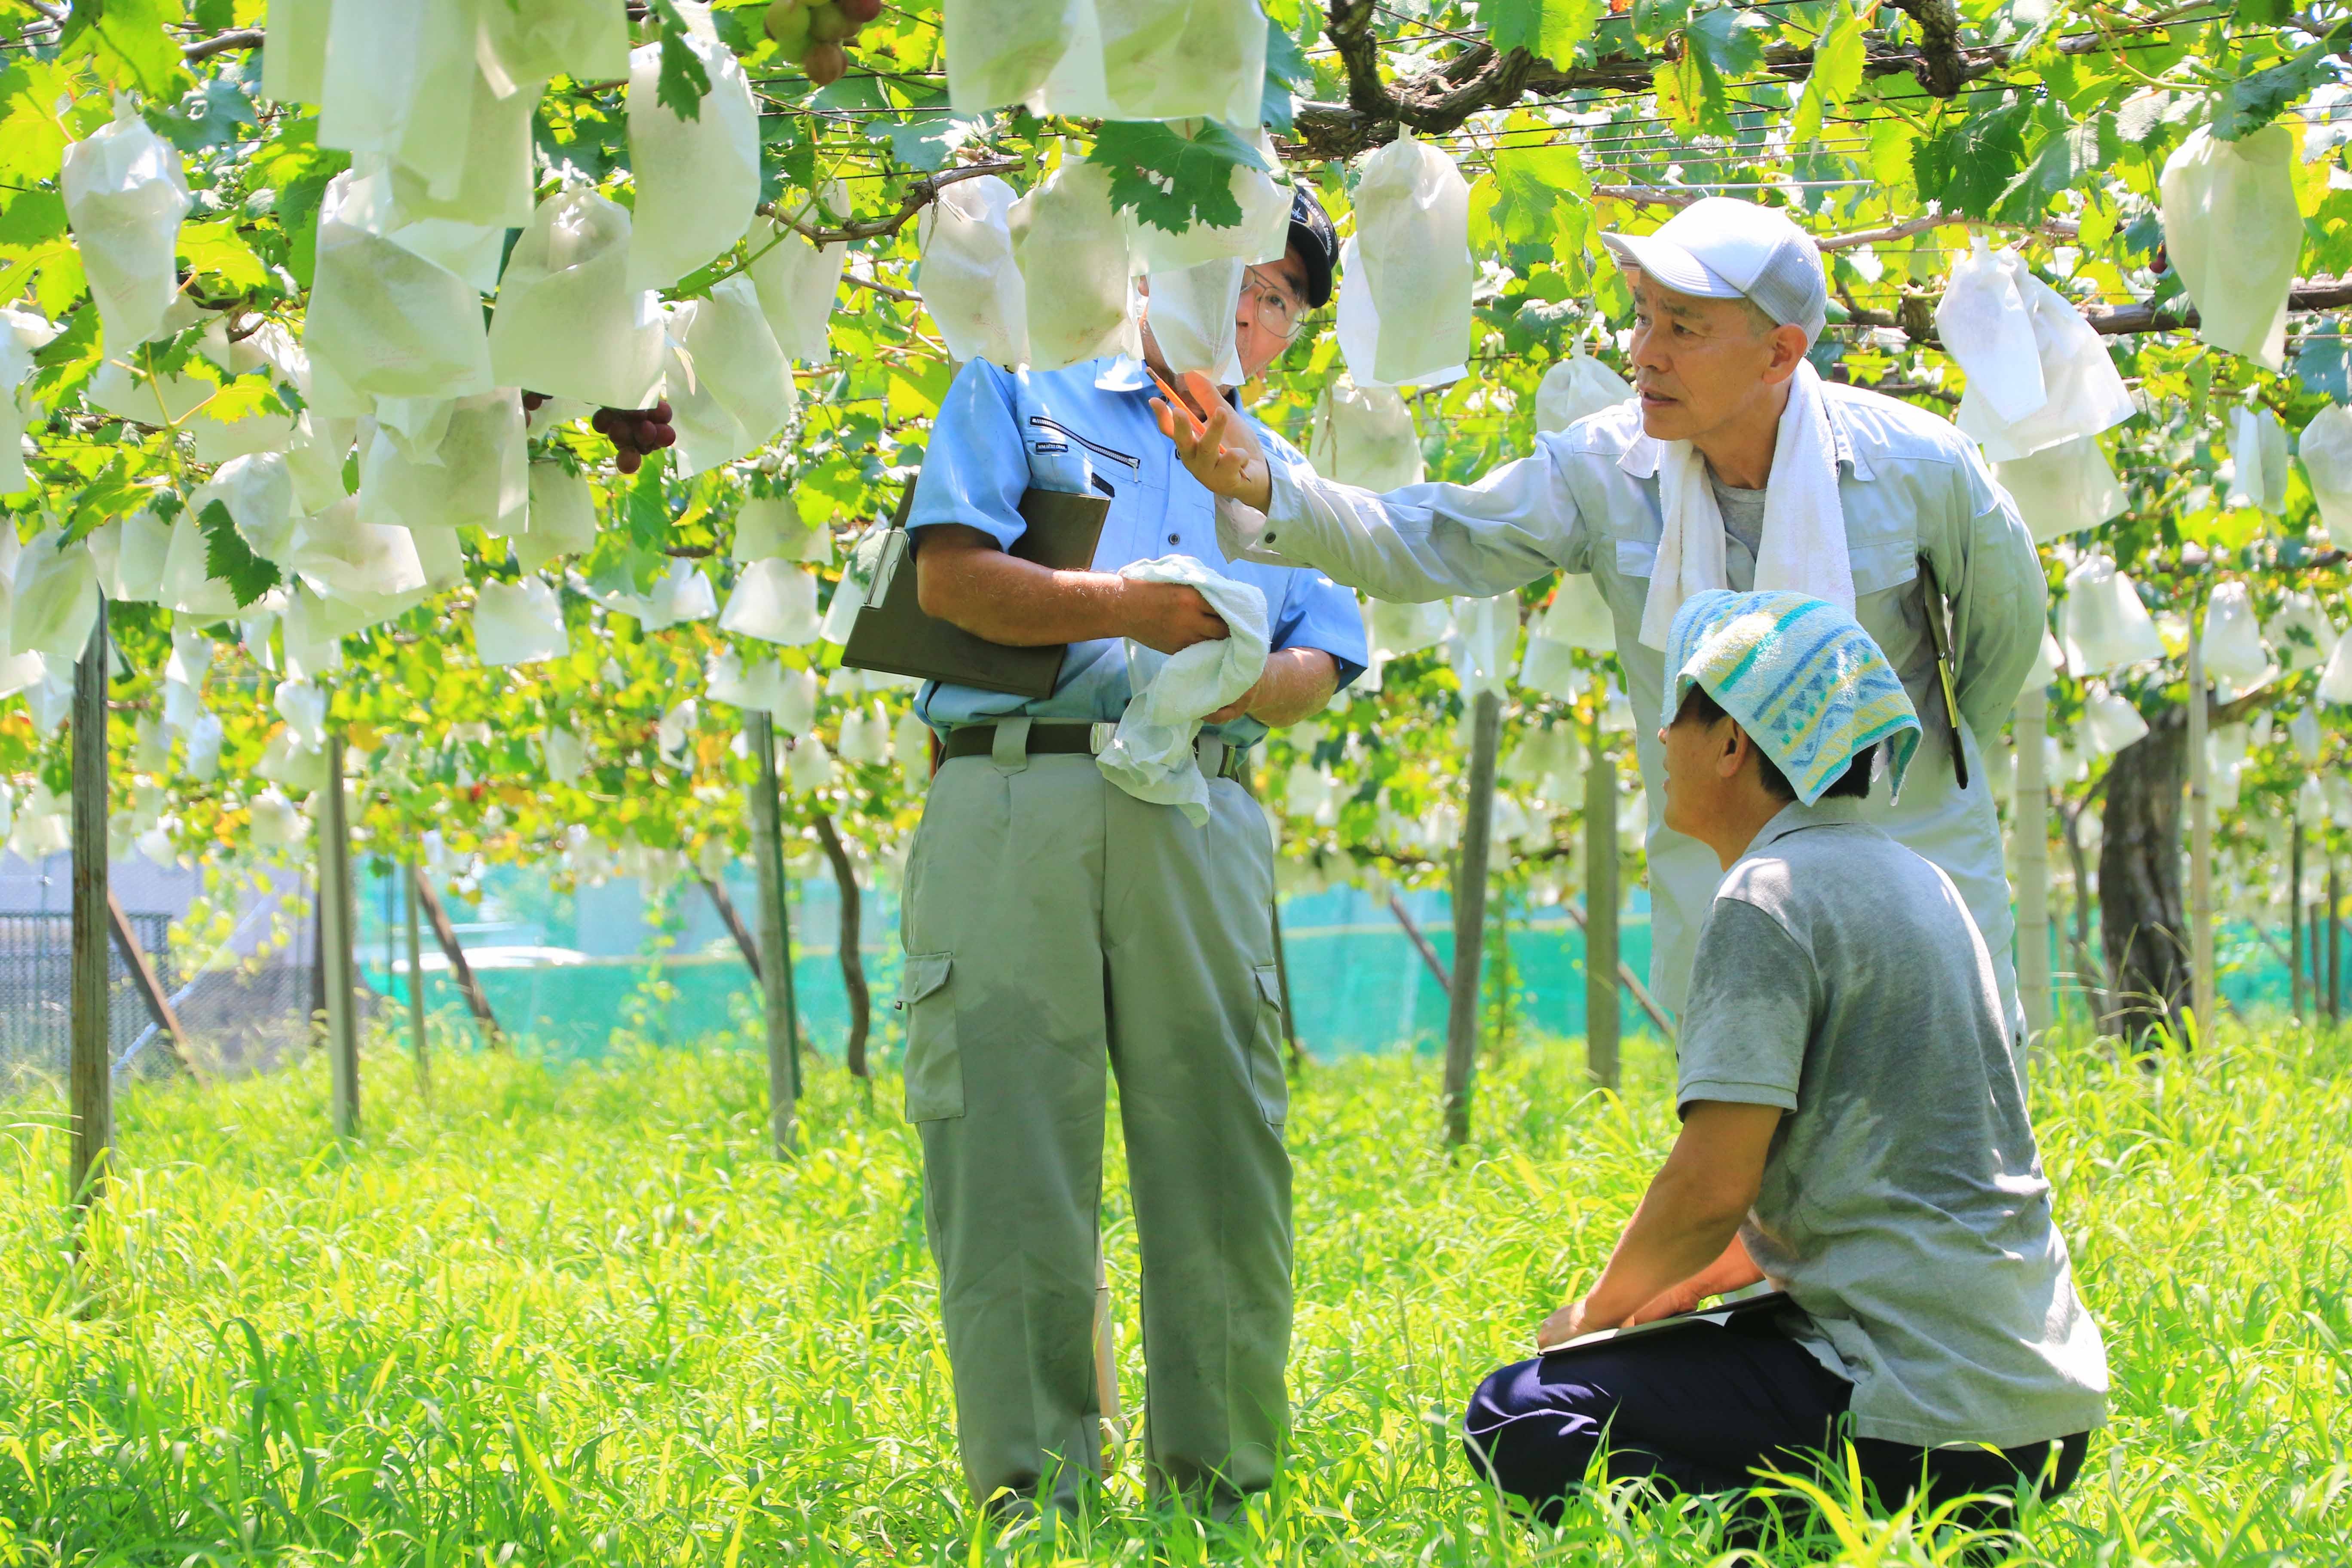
{"left": 0, "top": 0, "right": 2346, "bottom": 1191}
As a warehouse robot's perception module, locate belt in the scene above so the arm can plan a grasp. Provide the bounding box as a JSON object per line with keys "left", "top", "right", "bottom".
{"left": 940, "top": 721, "right": 1252, "bottom": 782}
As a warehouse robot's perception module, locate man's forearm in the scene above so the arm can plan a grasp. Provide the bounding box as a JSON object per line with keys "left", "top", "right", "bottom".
{"left": 1242, "top": 648, "right": 1338, "bottom": 727}
{"left": 1577, "top": 1163, "right": 1752, "bottom": 1331}
{"left": 916, "top": 541, "right": 1141, "bottom": 646}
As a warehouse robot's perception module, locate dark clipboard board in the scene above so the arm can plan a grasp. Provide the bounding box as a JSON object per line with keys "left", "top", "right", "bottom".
{"left": 839, "top": 485, "right": 1112, "bottom": 699}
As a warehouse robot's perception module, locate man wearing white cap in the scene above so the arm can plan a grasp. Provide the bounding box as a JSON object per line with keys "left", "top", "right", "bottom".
{"left": 1156, "top": 196, "right": 2047, "bottom": 1032}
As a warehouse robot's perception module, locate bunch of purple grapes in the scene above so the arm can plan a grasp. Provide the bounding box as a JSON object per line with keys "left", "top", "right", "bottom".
{"left": 525, "top": 392, "right": 677, "bottom": 474}
{"left": 765, "top": 0, "right": 884, "bottom": 86}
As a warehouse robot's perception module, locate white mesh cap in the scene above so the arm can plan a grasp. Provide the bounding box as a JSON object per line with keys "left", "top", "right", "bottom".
{"left": 1600, "top": 197, "right": 1828, "bottom": 345}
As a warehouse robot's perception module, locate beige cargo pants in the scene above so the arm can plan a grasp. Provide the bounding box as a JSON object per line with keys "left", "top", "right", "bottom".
{"left": 898, "top": 727, "right": 1292, "bottom": 1514}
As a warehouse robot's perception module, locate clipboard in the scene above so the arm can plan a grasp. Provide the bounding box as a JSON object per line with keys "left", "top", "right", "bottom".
{"left": 1536, "top": 1289, "right": 1794, "bottom": 1357}
{"left": 839, "top": 484, "right": 1112, "bottom": 699}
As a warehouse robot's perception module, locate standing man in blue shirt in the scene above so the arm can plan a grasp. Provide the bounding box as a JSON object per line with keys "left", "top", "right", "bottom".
{"left": 898, "top": 189, "right": 1368, "bottom": 1517}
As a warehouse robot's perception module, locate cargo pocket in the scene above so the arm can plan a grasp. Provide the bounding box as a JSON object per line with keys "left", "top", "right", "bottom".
{"left": 898, "top": 952, "right": 963, "bottom": 1121}
{"left": 1248, "top": 964, "right": 1289, "bottom": 1128}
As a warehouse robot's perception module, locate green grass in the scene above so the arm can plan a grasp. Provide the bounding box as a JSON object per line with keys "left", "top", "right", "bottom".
{"left": 2, "top": 1020, "right": 2348, "bottom": 1565}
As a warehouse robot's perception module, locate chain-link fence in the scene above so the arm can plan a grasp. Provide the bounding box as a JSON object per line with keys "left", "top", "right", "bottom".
{"left": 0, "top": 856, "right": 337, "bottom": 1088}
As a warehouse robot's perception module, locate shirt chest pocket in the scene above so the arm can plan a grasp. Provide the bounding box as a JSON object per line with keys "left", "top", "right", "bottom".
{"left": 1846, "top": 512, "right": 1919, "bottom": 597}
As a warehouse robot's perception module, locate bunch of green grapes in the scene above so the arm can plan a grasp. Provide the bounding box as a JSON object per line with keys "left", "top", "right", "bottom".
{"left": 764, "top": 0, "right": 883, "bottom": 86}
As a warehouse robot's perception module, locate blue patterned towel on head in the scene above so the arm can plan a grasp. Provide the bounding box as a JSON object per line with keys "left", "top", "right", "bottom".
{"left": 1664, "top": 588, "right": 1923, "bottom": 804}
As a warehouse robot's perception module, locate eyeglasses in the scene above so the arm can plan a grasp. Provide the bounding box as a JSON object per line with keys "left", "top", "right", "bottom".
{"left": 1240, "top": 264, "right": 1308, "bottom": 342}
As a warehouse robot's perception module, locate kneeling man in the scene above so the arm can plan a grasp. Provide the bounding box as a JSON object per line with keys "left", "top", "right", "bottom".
{"left": 1463, "top": 589, "right": 2107, "bottom": 1532}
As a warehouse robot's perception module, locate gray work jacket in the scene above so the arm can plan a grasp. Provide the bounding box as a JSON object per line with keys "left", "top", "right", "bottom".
{"left": 1229, "top": 386, "right": 2048, "bottom": 1024}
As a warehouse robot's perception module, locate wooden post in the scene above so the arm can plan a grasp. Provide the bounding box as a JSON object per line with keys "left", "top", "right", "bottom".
{"left": 2185, "top": 611, "right": 2215, "bottom": 1041}
{"left": 321, "top": 733, "right": 358, "bottom": 1137}
{"left": 748, "top": 713, "right": 799, "bottom": 1153}
{"left": 2013, "top": 690, "right": 2054, "bottom": 1044}
{"left": 1442, "top": 690, "right": 1501, "bottom": 1148}
{"left": 107, "top": 892, "right": 200, "bottom": 1079}
{"left": 2291, "top": 816, "right": 2306, "bottom": 1021}
{"left": 1583, "top": 706, "right": 1620, "bottom": 1091}
{"left": 812, "top": 812, "right": 870, "bottom": 1079}
{"left": 413, "top": 870, "right": 502, "bottom": 1047}
{"left": 403, "top": 858, "right": 429, "bottom": 1102}
{"left": 1093, "top": 1249, "right": 1121, "bottom": 1464}
{"left": 68, "top": 597, "right": 110, "bottom": 1209}
{"left": 1554, "top": 898, "right": 1674, "bottom": 1038}
{"left": 2330, "top": 860, "right": 2343, "bottom": 1025}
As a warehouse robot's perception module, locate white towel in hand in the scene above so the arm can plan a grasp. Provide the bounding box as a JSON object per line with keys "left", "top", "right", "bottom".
{"left": 1638, "top": 358, "right": 1853, "bottom": 650}
{"left": 1098, "top": 555, "right": 1268, "bottom": 825}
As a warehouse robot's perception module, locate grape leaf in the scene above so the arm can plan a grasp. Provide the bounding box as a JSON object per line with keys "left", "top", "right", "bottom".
{"left": 1911, "top": 101, "right": 2031, "bottom": 218}
{"left": 1791, "top": 0, "right": 1868, "bottom": 146}
{"left": 649, "top": 0, "right": 714, "bottom": 122}
{"left": 2215, "top": 38, "right": 2337, "bottom": 142}
{"left": 199, "top": 500, "right": 282, "bottom": 609}
{"left": 55, "top": 0, "right": 187, "bottom": 99}
{"left": 1482, "top": 0, "right": 1607, "bottom": 64}
{"left": 1262, "top": 15, "right": 1311, "bottom": 134}
{"left": 1092, "top": 120, "right": 1268, "bottom": 234}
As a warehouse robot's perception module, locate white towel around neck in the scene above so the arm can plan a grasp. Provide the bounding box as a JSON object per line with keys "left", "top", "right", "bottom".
{"left": 1637, "top": 358, "right": 1855, "bottom": 651}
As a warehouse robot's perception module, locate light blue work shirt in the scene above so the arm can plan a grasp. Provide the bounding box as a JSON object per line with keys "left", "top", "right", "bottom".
{"left": 907, "top": 355, "right": 1368, "bottom": 747}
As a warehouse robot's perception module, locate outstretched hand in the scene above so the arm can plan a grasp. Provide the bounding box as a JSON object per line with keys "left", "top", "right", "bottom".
{"left": 1151, "top": 369, "right": 1274, "bottom": 514}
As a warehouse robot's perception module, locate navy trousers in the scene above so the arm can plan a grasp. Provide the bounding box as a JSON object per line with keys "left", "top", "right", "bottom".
{"left": 1462, "top": 1320, "right": 2088, "bottom": 1534}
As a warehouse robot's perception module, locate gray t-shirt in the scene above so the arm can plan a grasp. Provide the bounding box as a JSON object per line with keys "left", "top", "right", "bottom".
{"left": 1709, "top": 475, "right": 1767, "bottom": 585}
{"left": 1679, "top": 798, "right": 2108, "bottom": 1451}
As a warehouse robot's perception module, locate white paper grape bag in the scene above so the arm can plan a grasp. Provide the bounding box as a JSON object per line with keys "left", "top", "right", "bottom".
{"left": 720, "top": 558, "right": 822, "bottom": 644}
{"left": 2300, "top": 404, "right": 2352, "bottom": 548}
{"left": 1083, "top": 0, "right": 1265, "bottom": 124}
{"left": 2081, "top": 686, "right": 2149, "bottom": 756}
{"left": 1534, "top": 351, "right": 1631, "bottom": 434}
{"left": 1144, "top": 258, "right": 1244, "bottom": 383}
{"left": 2160, "top": 124, "right": 2300, "bottom": 371}
{"left": 1446, "top": 596, "right": 1516, "bottom": 699}
{"left": 2200, "top": 581, "right": 2271, "bottom": 685}
{"left": 1352, "top": 132, "right": 1472, "bottom": 388}
{"left": 0, "top": 309, "right": 59, "bottom": 494}
{"left": 735, "top": 496, "right": 832, "bottom": 563}
{"left": 664, "top": 277, "right": 796, "bottom": 477}
{"left": 1334, "top": 237, "right": 1463, "bottom": 390}
{"left": 625, "top": 3, "right": 760, "bottom": 292}
{"left": 485, "top": 0, "right": 632, "bottom": 84}
{"left": 917, "top": 175, "right": 1030, "bottom": 368}
{"left": 2061, "top": 554, "right": 2166, "bottom": 675}
{"left": 518, "top": 461, "right": 599, "bottom": 574}
{"left": 1308, "top": 378, "right": 1422, "bottom": 491}
{"left": 644, "top": 560, "right": 718, "bottom": 631}
{"left": 1954, "top": 260, "right": 2133, "bottom": 461}
{"left": 359, "top": 390, "right": 527, "bottom": 534}
{"left": 306, "top": 168, "right": 493, "bottom": 408}
{"left": 189, "top": 451, "right": 297, "bottom": 565}
{"left": 749, "top": 215, "right": 847, "bottom": 365}
{"left": 491, "top": 187, "right": 666, "bottom": 410}
{"left": 1934, "top": 236, "right": 2044, "bottom": 424}
{"left": 1537, "top": 572, "right": 1615, "bottom": 652}
{"left": 1993, "top": 435, "right": 2125, "bottom": 543}
{"left": 1008, "top": 155, "right": 1140, "bottom": 372}
{"left": 61, "top": 98, "right": 192, "bottom": 349}
{"left": 944, "top": 0, "right": 1090, "bottom": 112}
{"left": 475, "top": 576, "right": 569, "bottom": 667}
{"left": 314, "top": 0, "right": 476, "bottom": 196}
{"left": 10, "top": 531, "right": 98, "bottom": 662}
{"left": 283, "top": 497, "right": 429, "bottom": 602}
{"left": 2226, "top": 404, "right": 2289, "bottom": 514}
{"left": 262, "top": 0, "right": 331, "bottom": 104}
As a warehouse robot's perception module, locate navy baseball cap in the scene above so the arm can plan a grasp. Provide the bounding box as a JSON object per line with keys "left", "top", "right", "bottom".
{"left": 1287, "top": 184, "right": 1337, "bottom": 310}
